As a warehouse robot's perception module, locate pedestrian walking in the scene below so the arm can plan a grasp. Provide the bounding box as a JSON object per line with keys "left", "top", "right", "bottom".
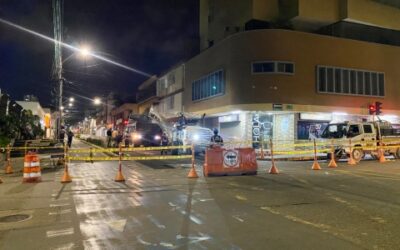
{"left": 67, "top": 129, "right": 74, "bottom": 148}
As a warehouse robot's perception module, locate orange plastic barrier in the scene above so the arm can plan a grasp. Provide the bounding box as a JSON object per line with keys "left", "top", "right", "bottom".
{"left": 23, "top": 152, "right": 42, "bottom": 183}
{"left": 203, "top": 147, "right": 257, "bottom": 176}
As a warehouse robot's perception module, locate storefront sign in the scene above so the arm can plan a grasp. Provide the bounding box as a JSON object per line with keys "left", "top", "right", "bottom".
{"left": 300, "top": 113, "right": 332, "bottom": 121}
{"left": 218, "top": 114, "right": 239, "bottom": 123}
{"left": 223, "top": 149, "right": 239, "bottom": 168}
{"left": 252, "top": 114, "right": 273, "bottom": 148}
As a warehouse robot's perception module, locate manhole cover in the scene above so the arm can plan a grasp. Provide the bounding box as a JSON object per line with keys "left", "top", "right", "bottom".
{"left": 0, "top": 214, "right": 31, "bottom": 223}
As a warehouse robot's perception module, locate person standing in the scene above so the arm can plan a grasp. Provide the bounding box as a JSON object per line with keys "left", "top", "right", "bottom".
{"left": 67, "top": 129, "right": 74, "bottom": 148}
{"left": 211, "top": 128, "right": 223, "bottom": 146}
{"left": 160, "top": 132, "right": 169, "bottom": 155}
{"left": 106, "top": 128, "right": 112, "bottom": 147}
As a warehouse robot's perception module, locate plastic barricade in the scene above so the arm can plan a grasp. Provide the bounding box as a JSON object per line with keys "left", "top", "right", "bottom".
{"left": 203, "top": 147, "right": 258, "bottom": 176}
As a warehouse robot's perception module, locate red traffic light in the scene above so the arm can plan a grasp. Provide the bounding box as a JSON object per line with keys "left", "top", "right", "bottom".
{"left": 369, "top": 104, "right": 376, "bottom": 115}
{"left": 123, "top": 120, "right": 129, "bottom": 125}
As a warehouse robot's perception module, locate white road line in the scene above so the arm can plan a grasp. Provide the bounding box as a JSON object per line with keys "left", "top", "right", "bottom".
{"left": 46, "top": 228, "right": 74, "bottom": 238}
{"left": 50, "top": 203, "right": 70, "bottom": 207}
{"left": 49, "top": 209, "right": 72, "bottom": 215}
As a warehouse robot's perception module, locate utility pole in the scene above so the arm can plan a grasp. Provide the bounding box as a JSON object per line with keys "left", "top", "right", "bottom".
{"left": 52, "top": 0, "right": 63, "bottom": 139}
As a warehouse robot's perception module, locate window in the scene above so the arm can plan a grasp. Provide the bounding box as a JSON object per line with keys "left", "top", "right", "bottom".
{"left": 347, "top": 125, "right": 360, "bottom": 138}
{"left": 363, "top": 125, "right": 373, "bottom": 133}
{"left": 168, "top": 95, "right": 174, "bottom": 109}
{"left": 252, "top": 61, "right": 294, "bottom": 74}
{"left": 192, "top": 70, "right": 225, "bottom": 101}
{"left": 317, "top": 66, "right": 384, "bottom": 97}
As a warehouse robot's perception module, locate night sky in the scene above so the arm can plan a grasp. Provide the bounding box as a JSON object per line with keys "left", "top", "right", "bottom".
{"left": 0, "top": 0, "right": 199, "bottom": 109}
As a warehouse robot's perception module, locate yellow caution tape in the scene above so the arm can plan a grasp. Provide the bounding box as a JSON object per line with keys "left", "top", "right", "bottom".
{"left": 69, "top": 145, "right": 192, "bottom": 153}
{"left": 69, "top": 155, "right": 192, "bottom": 161}
{"left": 11, "top": 146, "right": 64, "bottom": 151}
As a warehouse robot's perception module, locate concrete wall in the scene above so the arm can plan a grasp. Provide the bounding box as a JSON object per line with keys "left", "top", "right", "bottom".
{"left": 184, "top": 29, "right": 400, "bottom": 115}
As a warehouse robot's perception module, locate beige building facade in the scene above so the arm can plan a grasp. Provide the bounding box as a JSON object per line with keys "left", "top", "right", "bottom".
{"left": 184, "top": 27, "right": 400, "bottom": 143}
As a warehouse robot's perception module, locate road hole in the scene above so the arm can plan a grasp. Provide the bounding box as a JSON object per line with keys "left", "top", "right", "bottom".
{"left": 0, "top": 214, "right": 32, "bottom": 223}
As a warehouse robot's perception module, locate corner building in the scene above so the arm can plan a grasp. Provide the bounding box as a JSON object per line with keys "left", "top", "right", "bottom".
{"left": 182, "top": 0, "right": 400, "bottom": 145}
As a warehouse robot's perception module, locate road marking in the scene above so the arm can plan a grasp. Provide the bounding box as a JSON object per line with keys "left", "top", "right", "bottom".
{"left": 106, "top": 219, "right": 127, "bottom": 232}
{"left": 50, "top": 203, "right": 70, "bottom": 207}
{"left": 232, "top": 215, "right": 244, "bottom": 222}
{"left": 50, "top": 242, "right": 75, "bottom": 250}
{"left": 235, "top": 195, "right": 247, "bottom": 201}
{"left": 49, "top": 209, "right": 72, "bottom": 215}
{"left": 147, "top": 215, "right": 166, "bottom": 229}
{"left": 46, "top": 228, "right": 74, "bottom": 238}
{"left": 198, "top": 198, "right": 214, "bottom": 202}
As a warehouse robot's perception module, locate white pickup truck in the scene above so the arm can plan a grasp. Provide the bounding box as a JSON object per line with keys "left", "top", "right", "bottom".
{"left": 320, "top": 121, "right": 400, "bottom": 162}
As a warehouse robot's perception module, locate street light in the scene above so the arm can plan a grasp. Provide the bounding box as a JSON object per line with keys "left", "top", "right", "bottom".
{"left": 68, "top": 103, "right": 73, "bottom": 107}
{"left": 78, "top": 45, "right": 91, "bottom": 59}
{"left": 93, "top": 97, "right": 101, "bottom": 105}
{"left": 69, "top": 97, "right": 74, "bottom": 102}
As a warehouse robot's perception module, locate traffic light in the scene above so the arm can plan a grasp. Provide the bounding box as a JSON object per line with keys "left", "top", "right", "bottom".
{"left": 368, "top": 104, "right": 376, "bottom": 115}
{"left": 375, "top": 101, "right": 383, "bottom": 115}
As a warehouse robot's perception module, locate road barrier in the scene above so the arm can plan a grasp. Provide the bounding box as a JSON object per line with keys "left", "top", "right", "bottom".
{"left": 23, "top": 152, "right": 41, "bottom": 183}
{"left": 203, "top": 146, "right": 257, "bottom": 177}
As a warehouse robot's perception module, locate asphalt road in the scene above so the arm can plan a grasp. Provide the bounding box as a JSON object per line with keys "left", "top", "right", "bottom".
{"left": 1, "top": 139, "right": 400, "bottom": 249}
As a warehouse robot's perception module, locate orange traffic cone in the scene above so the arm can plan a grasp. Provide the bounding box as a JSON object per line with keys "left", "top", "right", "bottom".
{"left": 347, "top": 139, "right": 356, "bottom": 166}
{"left": 61, "top": 168, "right": 72, "bottom": 183}
{"left": 347, "top": 154, "right": 357, "bottom": 165}
{"left": 5, "top": 144, "right": 13, "bottom": 174}
{"left": 379, "top": 149, "right": 386, "bottom": 163}
{"left": 311, "top": 139, "right": 321, "bottom": 170}
{"left": 312, "top": 160, "right": 322, "bottom": 170}
{"left": 268, "top": 139, "right": 279, "bottom": 174}
{"left": 115, "top": 168, "right": 125, "bottom": 182}
{"left": 5, "top": 162, "right": 13, "bottom": 174}
{"left": 328, "top": 146, "right": 337, "bottom": 168}
{"left": 188, "top": 167, "right": 199, "bottom": 178}
{"left": 188, "top": 144, "right": 199, "bottom": 178}
{"left": 115, "top": 144, "right": 125, "bottom": 182}
{"left": 269, "top": 163, "right": 279, "bottom": 174}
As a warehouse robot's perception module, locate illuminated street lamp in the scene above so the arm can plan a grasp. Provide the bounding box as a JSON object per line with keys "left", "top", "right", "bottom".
{"left": 68, "top": 102, "right": 73, "bottom": 107}
{"left": 93, "top": 97, "right": 101, "bottom": 105}
{"left": 69, "top": 97, "right": 74, "bottom": 102}
{"left": 78, "top": 45, "right": 91, "bottom": 59}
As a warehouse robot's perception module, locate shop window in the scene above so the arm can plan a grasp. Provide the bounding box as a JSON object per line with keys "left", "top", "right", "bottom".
{"left": 192, "top": 70, "right": 225, "bottom": 101}
{"left": 317, "top": 66, "right": 384, "bottom": 97}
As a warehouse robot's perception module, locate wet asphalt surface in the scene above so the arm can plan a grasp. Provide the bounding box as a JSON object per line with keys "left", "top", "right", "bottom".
{"left": 1, "top": 140, "right": 400, "bottom": 249}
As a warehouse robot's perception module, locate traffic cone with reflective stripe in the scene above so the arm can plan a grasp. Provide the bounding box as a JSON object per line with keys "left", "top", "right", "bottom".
{"left": 268, "top": 139, "right": 279, "bottom": 174}
{"left": 5, "top": 144, "right": 13, "bottom": 174}
{"left": 61, "top": 146, "right": 72, "bottom": 183}
{"left": 311, "top": 139, "right": 321, "bottom": 170}
{"left": 115, "top": 144, "right": 125, "bottom": 182}
{"left": 379, "top": 149, "right": 386, "bottom": 163}
{"left": 347, "top": 139, "right": 357, "bottom": 165}
{"left": 328, "top": 144, "right": 337, "bottom": 168}
{"left": 188, "top": 145, "right": 199, "bottom": 178}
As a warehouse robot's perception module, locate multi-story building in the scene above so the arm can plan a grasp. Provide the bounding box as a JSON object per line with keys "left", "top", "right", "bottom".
{"left": 137, "top": 76, "right": 159, "bottom": 115}
{"left": 180, "top": 0, "right": 400, "bottom": 145}
{"left": 155, "top": 64, "right": 185, "bottom": 119}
